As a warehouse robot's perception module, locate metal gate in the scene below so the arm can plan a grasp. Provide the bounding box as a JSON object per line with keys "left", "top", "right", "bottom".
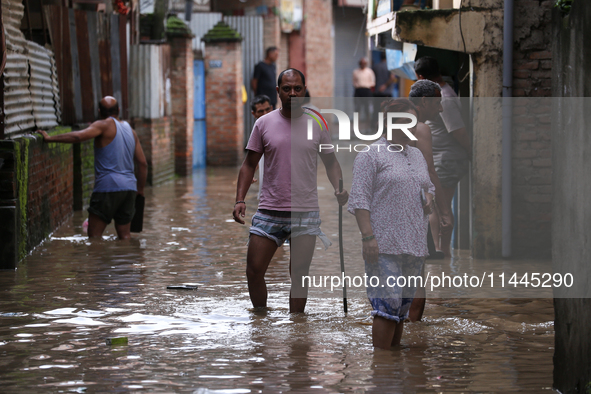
{"left": 224, "top": 16, "right": 264, "bottom": 144}
{"left": 193, "top": 59, "right": 206, "bottom": 169}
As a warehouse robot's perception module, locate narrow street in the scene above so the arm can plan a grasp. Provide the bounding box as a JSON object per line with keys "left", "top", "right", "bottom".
{"left": 0, "top": 167, "right": 554, "bottom": 392}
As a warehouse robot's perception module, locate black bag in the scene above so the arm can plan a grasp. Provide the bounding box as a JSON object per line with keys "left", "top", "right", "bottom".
{"left": 130, "top": 194, "right": 145, "bottom": 233}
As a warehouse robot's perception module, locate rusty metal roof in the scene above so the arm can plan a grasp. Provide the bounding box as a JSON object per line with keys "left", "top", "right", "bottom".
{"left": 27, "top": 41, "right": 59, "bottom": 129}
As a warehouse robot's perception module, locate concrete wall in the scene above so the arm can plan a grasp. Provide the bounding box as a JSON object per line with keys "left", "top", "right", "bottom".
{"left": 0, "top": 130, "right": 73, "bottom": 269}
{"left": 510, "top": 0, "right": 553, "bottom": 258}
{"left": 551, "top": 1, "right": 591, "bottom": 392}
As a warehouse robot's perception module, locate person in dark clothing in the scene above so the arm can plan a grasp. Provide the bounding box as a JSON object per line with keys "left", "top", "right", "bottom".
{"left": 251, "top": 47, "right": 279, "bottom": 108}
{"left": 373, "top": 52, "right": 396, "bottom": 98}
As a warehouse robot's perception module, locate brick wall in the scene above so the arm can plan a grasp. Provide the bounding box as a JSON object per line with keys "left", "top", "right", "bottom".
{"left": 511, "top": 0, "right": 553, "bottom": 258}
{"left": 204, "top": 41, "right": 244, "bottom": 166}
{"left": 170, "top": 36, "right": 194, "bottom": 176}
{"left": 304, "top": 0, "right": 334, "bottom": 98}
{"left": 278, "top": 32, "right": 290, "bottom": 73}
{"left": 263, "top": 12, "right": 281, "bottom": 55}
{"left": 133, "top": 117, "right": 175, "bottom": 185}
{"left": 0, "top": 129, "right": 73, "bottom": 269}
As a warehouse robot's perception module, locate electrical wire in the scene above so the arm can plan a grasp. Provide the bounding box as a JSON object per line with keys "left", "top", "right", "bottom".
{"left": 458, "top": 2, "right": 470, "bottom": 83}
{"left": 353, "top": 2, "right": 368, "bottom": 57}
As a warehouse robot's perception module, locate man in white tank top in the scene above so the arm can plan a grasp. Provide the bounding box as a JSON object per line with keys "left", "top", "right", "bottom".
{"left": 37, "top": 96, "right": 148, "bottom": 240}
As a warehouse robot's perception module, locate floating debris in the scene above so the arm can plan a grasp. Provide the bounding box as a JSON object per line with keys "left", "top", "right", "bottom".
{"left": 105, "top": 337, "right": 128, "bottom": 346}
{"left": 166, "top": 285, "right": 198, "bottom": 290}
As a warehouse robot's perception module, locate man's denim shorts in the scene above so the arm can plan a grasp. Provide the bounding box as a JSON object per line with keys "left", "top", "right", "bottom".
{"left": 249, "top": 209, "right": 331, "bottom": 249}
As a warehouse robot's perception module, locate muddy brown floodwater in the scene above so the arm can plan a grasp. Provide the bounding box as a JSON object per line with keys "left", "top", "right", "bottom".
{"left": 0, "top": 167, "right": 555, "bottom": 393}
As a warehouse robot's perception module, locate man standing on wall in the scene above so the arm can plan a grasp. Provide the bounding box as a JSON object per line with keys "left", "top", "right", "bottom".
{"left": 252, "top": 47, "right": 279, "bottom": 109}
{"left": 37, "top": 96, "right": 148, "bottom": 240}
{"left": 414, "top": 56, "right": 471, "bottom": 258}
{"left": 234, "top": 69, "right": 349, "bottom": 313}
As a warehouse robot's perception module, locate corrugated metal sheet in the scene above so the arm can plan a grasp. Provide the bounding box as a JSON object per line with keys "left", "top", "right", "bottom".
{"left": 110, "top": 14, "right": 122, "bottom": 115}
{"left": 74, "top": 9, "right": 95, "bottom": 122}
{"left": 2, "top": 0, "right": 61, "bottom": 135}
{"left": 178, "top": 12, "right": 222, "bottom": 54}
{"left": 3, "top": 52, "right": 34, "bottom": 134}
{"left": 87, "top": 11, "right": 102, "bottom": 120}
{"left": 224, "top": 15, "right": 264, "bottom": 142}
{"left": 129, "top": 44, "right": 169, "bottom": 119}
{"left": 44, "top": 5, "right": 76, "bottom": 125}
{"left": 49, "top": 54, "right": 61, "bottom": 123}
{"left": 27, "top": 42, "right": 59, "bottom": 129}
{"left": 68, "top": 8, "right": 83, "bottom": 123}
{"left": 2, "top": 0, "right": 28, "bottom": 52}
{"left": 2, "top": 0, "right": 34, "bottom": 134}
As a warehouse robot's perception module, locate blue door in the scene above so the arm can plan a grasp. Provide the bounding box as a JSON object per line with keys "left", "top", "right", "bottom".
{"left": 193, "top": 60, "right": 206, "bottom": 169}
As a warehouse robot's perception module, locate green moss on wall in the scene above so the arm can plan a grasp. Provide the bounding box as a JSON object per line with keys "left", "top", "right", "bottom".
{"left": 47, "top": 127, "right": 73, "bottom": 156}
{"left": 14, "top": 139, "right": 29, "bottom": 261}
{"left": 166, "top": 16, "right": 193, "bottom": 37}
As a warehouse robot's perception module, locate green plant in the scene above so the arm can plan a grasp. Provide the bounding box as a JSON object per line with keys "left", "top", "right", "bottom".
{"left": 554, "top": 0, "right": 573, "bottom": 14}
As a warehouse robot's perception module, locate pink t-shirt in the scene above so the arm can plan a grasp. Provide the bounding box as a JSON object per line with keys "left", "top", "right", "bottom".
{"left": 246, "top": 108, "right": 334, "bottom": 212}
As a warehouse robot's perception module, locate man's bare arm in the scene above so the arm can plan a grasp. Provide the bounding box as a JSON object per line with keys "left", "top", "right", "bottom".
{"left": 233, "top": 150, "right": 263, "bottom": 224}
{"left": 319, "top": 152, "right": 349, "bottom": 206}
{"left": 37, "top": 121, "right": 104, "bottom": 143}
{"left": 451, "top": 127, "right": 471, "bottom": 157}
{"left": 251, "top": 78, "right": 258, "bottom": 93}
{"left": 133, "top": 129, "right": 148, "bottom": 196}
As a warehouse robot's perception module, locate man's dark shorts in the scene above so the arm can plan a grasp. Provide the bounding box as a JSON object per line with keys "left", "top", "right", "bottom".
{"left": 88, "top": 190, "right": 136, "bottom": 225}
{"left": 434, "top": 159, "right": 469, "bottom": 189}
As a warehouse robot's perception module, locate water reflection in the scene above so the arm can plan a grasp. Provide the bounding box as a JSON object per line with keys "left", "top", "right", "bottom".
{"left": 0, "top": 168, "right": 554, "bottom": 392}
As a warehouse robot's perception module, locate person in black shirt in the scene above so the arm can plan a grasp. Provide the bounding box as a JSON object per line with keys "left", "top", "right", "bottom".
{"left": 251, "top": 47, "right": 279, "bottom": 108}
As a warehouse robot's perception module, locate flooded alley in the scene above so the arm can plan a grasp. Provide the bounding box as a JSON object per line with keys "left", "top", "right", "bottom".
{"left": 0, "top": 167, "right": 554, "bottom": 393}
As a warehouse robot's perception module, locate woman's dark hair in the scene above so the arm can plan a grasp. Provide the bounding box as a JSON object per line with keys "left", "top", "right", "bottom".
{"left": 277, "top": 68, "right": 306, "bottom": 87}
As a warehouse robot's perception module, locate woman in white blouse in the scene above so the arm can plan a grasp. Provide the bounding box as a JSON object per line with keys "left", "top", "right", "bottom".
{"left": 348, "top": 99, "right": 435, "bottom": 349}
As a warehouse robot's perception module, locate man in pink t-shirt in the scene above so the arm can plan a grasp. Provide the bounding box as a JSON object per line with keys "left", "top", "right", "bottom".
{"left": 233, "top": 69, "right": 349, "bottom": 313}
